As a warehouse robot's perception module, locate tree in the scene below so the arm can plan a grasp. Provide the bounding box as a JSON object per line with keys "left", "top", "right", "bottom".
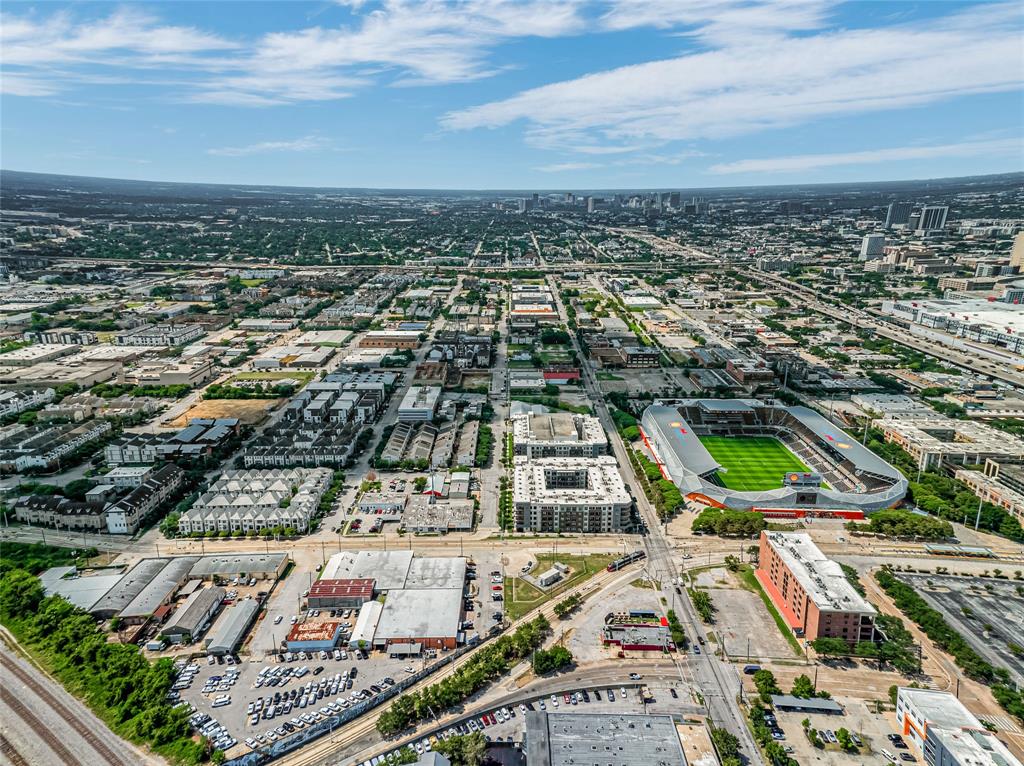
{"left": 0, "top": 569, "right": 44, "bottom": 618}
{"left": 810, "top": 636, "right": 850, "bottom": 656}
{"left": 753, "top": 669, "right": 781, "bottom": 703}
{"left": 835, "top": 727, "right": 854, "bottom": 751}
{"left": 790, "top": 674, "right": 816, "bottom": 699}
{"left": 435, "top": 732, "right": 486, "bottom": 766}
{"left": 724, "top": 555, "right": 740, "bottom": 572}
{"left": 533, "top": 646, "right": 573, "bottom": 674}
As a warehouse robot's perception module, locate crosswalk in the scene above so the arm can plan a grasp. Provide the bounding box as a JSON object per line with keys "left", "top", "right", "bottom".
{"left": 979, "top": 714, "right": 1022, "bottom": 734}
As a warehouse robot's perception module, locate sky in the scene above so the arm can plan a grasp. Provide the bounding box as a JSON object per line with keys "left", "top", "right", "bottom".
{"left": 2, "top": 0, "right": 1023, "bottom": 190}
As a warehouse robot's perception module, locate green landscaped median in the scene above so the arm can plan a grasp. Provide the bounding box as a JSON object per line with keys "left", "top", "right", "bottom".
{"left": 735, "top": 565, "right": 804, "bottom": 656}
{"left": 700, "top": 435, "right": 812, "bottom": 492}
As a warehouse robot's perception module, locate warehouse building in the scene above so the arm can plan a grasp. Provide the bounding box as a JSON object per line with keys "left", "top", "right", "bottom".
{"left": 188, "top": 552, "right": 289, "bottom": 582}
{"left": 285, "top": 621, "right": 345, "bottom": 653}
{"left": 161, "top": 586, "right": 224, "bottom": 643}
{"left": 757, "top": 532, "right": 876, "bottom": 643}
{"left": 402, "top": 496, "right": 475, "bottom": 534}
{"left": 896, "top": 687, "right": 1022, "bottom": 766}
{"left": 307, "top": 578, "right": 376, "bottom": 609}
{"left": 525, "top": 712, "right": 686, "bottom": 766}
{"left": 513, "top": 456, "right": 631, "bottom": 533}
{"left": 374, "top": 588, "right": 462, "bottom": 651}
{"left": 349, "top": 600, "right": 384, "bottom": 649}
{"left": 205, "top": 598, "right": 260, "bottom": 655}
{"left": 118, "top": 556, "right": 198, "bottom": 625}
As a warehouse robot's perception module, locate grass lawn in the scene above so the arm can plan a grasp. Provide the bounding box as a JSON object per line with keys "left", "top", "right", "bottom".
{"left": 596, "top": 371, "right": 624, "bottom": 381}
{"left": 699, "top": 434, "right": 811, "bottom": 492}
{"left": 230, "top": 370, "right": 314, "bottom": 385}
{"left": 240, "top": 278, "right": 267, "bottom": 287}
{"left": 502, "top": 552, "right": 616, "bottom": 621}
{"left": 735, "top": 565, "right": 803, "bottom": 656}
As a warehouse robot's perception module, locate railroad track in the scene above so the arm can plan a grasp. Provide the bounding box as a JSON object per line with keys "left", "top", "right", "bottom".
{"left": 4, "top": 655, "right": 130, "bottom": 766}
{"left": 1, "top": 690, "right": 85, "bottom": 766}
{"left": 0, "top": 733, "right": 31, "bottom": 766}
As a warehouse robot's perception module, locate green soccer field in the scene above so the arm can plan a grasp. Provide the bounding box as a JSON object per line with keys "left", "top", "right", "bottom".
{"left": 699, "top": 435, "right": 812, "bottom": 492}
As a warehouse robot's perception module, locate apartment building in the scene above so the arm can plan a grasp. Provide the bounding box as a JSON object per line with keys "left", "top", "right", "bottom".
{"left": 513, "top": 456, "right": 631, "bottom": 533}
{"left": 115, "top": 324, "right": 205, "bottom": 347}
{"left": 511, "top": 411, "right": 608, "bottom": 458}
{"left": 106, "top": 464, "right": 185, "bottom": 534}
{"left": 757, "top": 531, "right": 876, "bottom": 643}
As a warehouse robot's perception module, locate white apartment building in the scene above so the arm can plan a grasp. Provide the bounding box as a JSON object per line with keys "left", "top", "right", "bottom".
{"left": 398, "top": 386, "right": 441, "bottom": 422}
{"left": 513, "top": 456, "right": 631, "bottom": 533}
{"left": 511, "top": 411, "right": 608, "bottom": 459}
{"left": 177, "top": 468, "right": 333, "bottom": 535}
{"left": 115, "top": 324, "right": 205, "bottom": 347}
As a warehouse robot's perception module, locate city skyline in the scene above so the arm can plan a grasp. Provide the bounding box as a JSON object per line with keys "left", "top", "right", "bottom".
{"left": 2, "top": 0, "right": 1023, "bottom": 188}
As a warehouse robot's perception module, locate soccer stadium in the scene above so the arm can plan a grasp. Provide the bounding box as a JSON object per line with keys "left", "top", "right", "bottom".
{"left": 640, "top": 400, "right": 907, "bottom": 513}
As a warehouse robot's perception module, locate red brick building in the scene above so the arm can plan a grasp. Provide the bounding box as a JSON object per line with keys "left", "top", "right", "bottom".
{"left": 756, "top": 531, "right": 876, "bottom": 644}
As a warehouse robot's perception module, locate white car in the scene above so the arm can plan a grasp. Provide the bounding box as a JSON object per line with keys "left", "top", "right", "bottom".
{"left": 274, "top": 615, "right": 283, "bottom": 624}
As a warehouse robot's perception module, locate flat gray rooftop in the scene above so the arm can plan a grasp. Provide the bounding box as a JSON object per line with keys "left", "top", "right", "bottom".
{"left": 525, "top": 712, "right": 687, "bottom": 766}
{"left": 375, "top": 588, "right": 462, "bottom": 641}
{"left": 39, "top": 567, "right": 124, "bottom": 612}
{"left": 188, "top": 552, "right": 287, "bottom": 578}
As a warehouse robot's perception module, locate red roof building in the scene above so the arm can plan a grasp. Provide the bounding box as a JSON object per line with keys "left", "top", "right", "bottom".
{"left": 307, "top": 578, "right": 376, "bottom": 609}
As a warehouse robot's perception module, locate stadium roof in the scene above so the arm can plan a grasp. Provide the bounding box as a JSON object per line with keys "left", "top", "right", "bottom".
{"left": 641, "top": 400, "right": 907, "bottom": 512}
{"left": 643, "top": 404, "right": 720, "bottom": 477}
{"left": 699, "top": 399, "right": 754, "bottom": 413}
{"left": 786, "top": 406, "right": 903, "bottom": 481}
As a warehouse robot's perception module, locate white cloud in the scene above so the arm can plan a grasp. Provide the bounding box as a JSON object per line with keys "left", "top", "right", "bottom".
{"left": 708, "top": 138, "right": 1024, "bottom": 174}
{"left": 206, "top": 136, "right": 333, "bottom": 157}
{"left": 600, "top": 0, "right": 834, "bottom": 45}
{"left": 444, "top": 2, "right": 1024, "bottom": 154}
{"left": 0, "top": 1, "right": 586, "bottom": 106}
{"left": 535, "top": 161, "right": 601, "bottom": 172}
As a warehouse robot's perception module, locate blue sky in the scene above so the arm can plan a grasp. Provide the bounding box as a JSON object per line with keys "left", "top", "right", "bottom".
{"left": 2, "top": 0, "right": 1022, "bottom": 189}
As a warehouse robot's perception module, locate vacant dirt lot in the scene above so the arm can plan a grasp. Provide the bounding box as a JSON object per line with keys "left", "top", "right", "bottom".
{"left": 168, "top": 398, "right": 281, "bottom": 427}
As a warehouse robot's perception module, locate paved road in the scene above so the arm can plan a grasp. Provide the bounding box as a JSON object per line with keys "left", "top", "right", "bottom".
{"left": 548, "top": 279, "right": 764, "bottom": 765}
{"left": 745, "top": 269, "right": 1024, "bottom": 389}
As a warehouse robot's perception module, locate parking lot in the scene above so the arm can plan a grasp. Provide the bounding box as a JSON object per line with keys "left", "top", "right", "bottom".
{"left": 370, "top": 681, "right": 694, "bottom": 765}
{"left": 692, "top": 566, "right": 799, "bottom": 661}
{"left": 773, "top": 698, "right": 914, "bottom": 766}
{"left": 897, "top": 573, "right": 1024, "bottom": 685}
{"left": 173, "top": 643, "right": 439, "bottom": 756}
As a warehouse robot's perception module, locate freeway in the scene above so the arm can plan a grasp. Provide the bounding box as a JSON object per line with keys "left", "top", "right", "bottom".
{"left": 548, "top": 278, "right": 764, "bottom": 765}
{"left": 745, "top": 269, "right": 1024, "bottom": 390}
